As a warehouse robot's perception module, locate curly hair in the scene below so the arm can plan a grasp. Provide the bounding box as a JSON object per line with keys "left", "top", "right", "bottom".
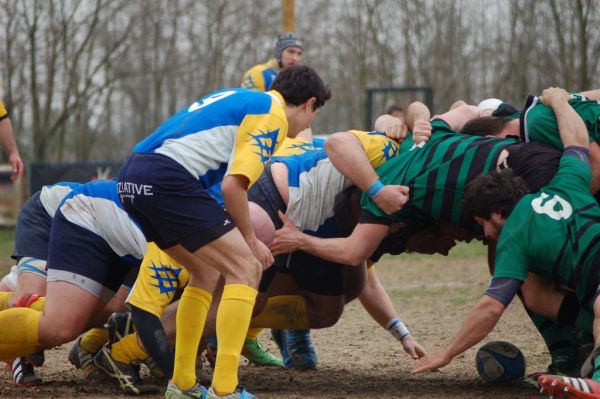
{"left": 462, "top": 169, "right": 529, "bottom": 220}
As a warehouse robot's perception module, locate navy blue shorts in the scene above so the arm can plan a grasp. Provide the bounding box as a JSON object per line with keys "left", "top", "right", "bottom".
{"left": 12, "top": 191, "right": 52, "bottom": 261}
{"left": 46, "top": 210, "right": 137, "bottom": 303}
{"left": 117, "top": 153, "right": 235, "bottom": 252}
{"left": 249, "top": 169, "right": 345, "bottom": 296}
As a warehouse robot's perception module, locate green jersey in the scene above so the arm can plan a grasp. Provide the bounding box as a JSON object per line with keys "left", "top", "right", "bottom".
{"left": 361, "top": 120, "right": 515, "bottom": 230}
{"left": 521, "top": 94, "right": 600, "bottom": 149}
{"left": 494, "top": 154, "right": 600, "bottom": 306}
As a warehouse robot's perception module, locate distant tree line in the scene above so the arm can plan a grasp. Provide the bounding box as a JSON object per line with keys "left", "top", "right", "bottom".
{"left": 1, "top": 0, "right": 598, "bottom": 163}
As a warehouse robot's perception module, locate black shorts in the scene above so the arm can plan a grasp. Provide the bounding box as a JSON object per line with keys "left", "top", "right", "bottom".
{"left": 249, "top": 168, "right": 345, "bottom": 296}
{"left": 12, "top": 191, "right": 52, "bottom": 261}
{"left": 47, "top": 210, "right": 138, "bottom": 303}
{"left": 117, "top": 153, "right": 235, "bottom": 252}
{"left": 503, "top": 142, "right": 562, "bottom": 193}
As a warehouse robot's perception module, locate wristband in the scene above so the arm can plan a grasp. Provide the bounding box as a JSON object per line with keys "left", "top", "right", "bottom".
{"left": 387, "top": 318, "right": 411, "bottom": 341}
{"left": 367, "top": 180, "right": 385, "bottom": 199}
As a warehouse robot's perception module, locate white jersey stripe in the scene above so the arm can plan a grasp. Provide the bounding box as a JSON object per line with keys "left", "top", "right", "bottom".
{"left": 60, "top": 195, "right": 146, "bottom": 259}
{"left": 286, "top": 158, "right": 352, "bottom": 231}
{"left": 156, "top": 125, "right": 237, "bottom": 179}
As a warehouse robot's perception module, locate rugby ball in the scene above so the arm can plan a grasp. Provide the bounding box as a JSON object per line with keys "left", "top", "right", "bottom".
{"left": 475, "top": 341, "right": 526, "bottom": 384}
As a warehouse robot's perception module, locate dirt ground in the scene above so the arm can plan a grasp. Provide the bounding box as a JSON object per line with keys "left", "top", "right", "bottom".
{"left": 0, "top": 246, "right": 550, "bottom": 398}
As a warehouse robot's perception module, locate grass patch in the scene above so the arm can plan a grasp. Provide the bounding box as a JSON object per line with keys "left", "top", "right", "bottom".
{"left": 393, "top": 240, "right": 487, "bottom": 261}
{"left": 0, "top": 227, "right": 15, "bottom": 274}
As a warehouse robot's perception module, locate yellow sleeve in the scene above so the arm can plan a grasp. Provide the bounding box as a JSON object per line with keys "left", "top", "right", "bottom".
{"left": 273, "top": 137, "right": 315, "bottom": 157}
{"left": 126, "top": 243, "right": 189, "bottom": 317}
{"left": 227, "top": 111, "right": 288, "bottom": 187}
{"left": 241, "top": 66, "right": 266, "bottom": 92}
{"left": 0, "top": 100, "right": 7, "bottom": 120}
{"left": 349, "top": 130, "right": 401, "bottom": 169}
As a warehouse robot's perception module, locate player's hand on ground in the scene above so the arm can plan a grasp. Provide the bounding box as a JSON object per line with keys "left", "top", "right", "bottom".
{"left": 373, "top": 185, "right": 409, "bottom": 215}
{"left": 540, "top": 87, "right": 569, "bottom": 108}
{"left": 411, "top": 350, "right": 450, "bottom": 374}
{"left": 401, "top": 336, "right": 427, "bottom": 360}
{"left": 412, "top": 119, "right": 432, "bottom": 144}
{"left": 383, "top": 120, "right": 408, "bottom": 142}
{"left": 270, "top": 211, "right": 303, "bottom": 256}
{"left": 247, "top": 236, "right": 274, "bottom": 270}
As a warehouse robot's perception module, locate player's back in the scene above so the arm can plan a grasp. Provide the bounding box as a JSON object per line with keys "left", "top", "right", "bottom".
{"left": 363, "top": 120, "right": 515, "bottom": 229}
{"left": 60, "top": 179, "right": 146, "bottom": 261}
{"left": 498, "top": 155, "right": 600, "bottom": 290}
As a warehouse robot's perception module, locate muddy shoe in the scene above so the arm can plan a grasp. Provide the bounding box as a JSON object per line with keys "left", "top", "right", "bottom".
{"left": 9, "top": 357, "right": 43, "bottom": 387}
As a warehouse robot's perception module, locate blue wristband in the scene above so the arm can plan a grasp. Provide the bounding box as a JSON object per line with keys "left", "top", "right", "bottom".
{"left": 387, "top": 318, "right": 411, "bottom": 341}
{"left": 367, "top": 179, "right": 385, "bottom": 198}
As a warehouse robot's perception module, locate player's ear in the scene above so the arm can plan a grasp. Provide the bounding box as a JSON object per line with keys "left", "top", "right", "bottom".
{"left": 305, "top": 97, "right": 317, "bottom": 111}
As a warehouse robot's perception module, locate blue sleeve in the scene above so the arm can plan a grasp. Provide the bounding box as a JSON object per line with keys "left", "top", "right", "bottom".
{"left": 484, "top": 277, "right": 523, "bottom": 307}
{"left": 564, "top": 146, "right": 590, "bottom": 167}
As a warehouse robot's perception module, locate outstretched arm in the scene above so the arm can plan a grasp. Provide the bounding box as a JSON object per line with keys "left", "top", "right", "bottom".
{"left": 360, "top": 265, "right": 426, "bottom": 359}
{"left": 412, "top": 295, "right": 505, "bottom": 373}
{"left": 269, "top": 212, "right": 389, "bottom": 265}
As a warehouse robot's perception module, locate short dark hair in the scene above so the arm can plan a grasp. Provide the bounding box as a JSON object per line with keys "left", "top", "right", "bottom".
{"left": 270, "top": 65, "right": 331, "bottom": 110}
{"left": 460, "top": 116, "right": 512, "bottom": 137}
{"left": 386, "top": 104, "right": 404, "bottom": 115}
{"left": 462, "top": 169, "right": 529, "bottom": 220}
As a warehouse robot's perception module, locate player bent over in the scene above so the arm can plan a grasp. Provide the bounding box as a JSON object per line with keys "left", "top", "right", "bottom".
{"left": 412, "top": 88, "right": 600, "bottom": 399}
{"left": 117, "top": 65, "right": 330, "bottom": 399}
{"left": 0, "top": 182, "right": 79, "bottom": 386}
{"left": 0, "top": 179, "right": 146, "bottom": 385}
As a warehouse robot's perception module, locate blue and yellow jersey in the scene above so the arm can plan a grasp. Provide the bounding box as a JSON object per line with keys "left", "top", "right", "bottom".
{"left": 274, "top": 130, "right": 400, "bottom": 234}
{"left": 126, "top": 243, "right": 189, "bottom": 317}
{"left": 272, "top": 136, "right": 325, "bottom": 157}
{"left": 0, "top": 100, "right": 7, "bottom": 120}
{"left": 60, "top": 179, "right": 146, "bottom": 264}
{"left": 349, "top": 130, "right": 401, "bottom": 169}
{"left": 133, "top": 88, "right": 288, "bottom": 206}
{"left": 241, "top": 59, "right": 280, "bottom": 92}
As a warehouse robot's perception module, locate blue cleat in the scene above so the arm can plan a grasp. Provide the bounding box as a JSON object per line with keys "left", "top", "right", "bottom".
{"left": 203, "top": 385, "right": 255, "bottom": 399}
{"left": 272, "top": 329, "right": 317, "bottom": 369}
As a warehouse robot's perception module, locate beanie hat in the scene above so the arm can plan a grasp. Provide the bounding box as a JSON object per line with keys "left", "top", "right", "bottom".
{"left": 273, "top": 33, "right": 303, "bottom": 63}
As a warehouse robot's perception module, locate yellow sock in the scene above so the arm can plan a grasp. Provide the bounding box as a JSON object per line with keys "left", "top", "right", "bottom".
{"left": 0, "top": 291, "right": 11, "bottom": 310}
{"left": 250, "top": 295, "right": 309, "bottom": 329}
{"left": 212, "top": 284, "right": 257, "bottom": 396}
{"left": 245, "top": 327, "right": 262, "bottom": 341}
{"left": 0, "top": 307, "right": 41, "bottom": 361}
{"left": 172, "top": 285, "right": 212, "bottom": 391}
{"left": 111, "top": 332, "right": 148, "bottom": 363}
{"left": 80, "top": 328, "right": 109, "bottom": 354}
{"left": 29, "top": 296, "right": 45, "bottom": 312}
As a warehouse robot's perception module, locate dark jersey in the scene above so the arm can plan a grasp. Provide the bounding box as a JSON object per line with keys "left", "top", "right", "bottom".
{"left": 361, "top": 120, "right": 516, "bottom": 230}
{"left": 495, "top": 154, "right": 600, "bottom": 306}
{"left": 520, "top": 94, "right": 600, "bottom": 149}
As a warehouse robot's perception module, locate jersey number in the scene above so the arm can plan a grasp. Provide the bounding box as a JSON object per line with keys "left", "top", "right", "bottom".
{"left": 188, "top": 90, "right": 236, "bottom": 112}
{"left": 531, "top": 192, "right": 572, "bottom": 220}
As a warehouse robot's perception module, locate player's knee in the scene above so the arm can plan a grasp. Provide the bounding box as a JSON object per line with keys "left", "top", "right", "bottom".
{"left": 38, "top": 319, "right": 82, "bottom": 346}
{"left": 307, "top": 303, "right": 343, "bottom": 328}
{"left": 227, "top": 256, "right": 262, "bottom": 286}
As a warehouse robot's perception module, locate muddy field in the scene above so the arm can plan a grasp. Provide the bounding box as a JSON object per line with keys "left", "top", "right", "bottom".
{"left": 0, "top": 244, "right": 549, "bottom": 398}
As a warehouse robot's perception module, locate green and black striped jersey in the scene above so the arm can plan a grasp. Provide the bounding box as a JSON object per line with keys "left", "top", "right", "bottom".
{"left": 361, "top": 120, "right": 516, "bottom": 230}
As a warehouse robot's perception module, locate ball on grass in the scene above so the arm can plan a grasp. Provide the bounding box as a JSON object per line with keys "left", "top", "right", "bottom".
{"left": 475, "top": 341, "right": 526, "bottom": 384}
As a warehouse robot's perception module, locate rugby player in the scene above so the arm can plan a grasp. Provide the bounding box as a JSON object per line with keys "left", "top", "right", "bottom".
{"left": 117, "top": 65, "right": 330, "bottom": 399}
